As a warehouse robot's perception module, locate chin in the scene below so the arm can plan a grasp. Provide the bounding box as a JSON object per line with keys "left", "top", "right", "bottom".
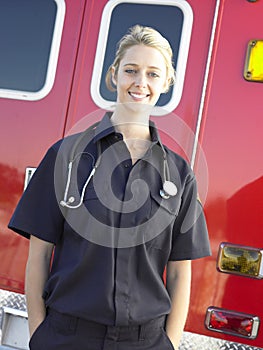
{"left": 124, "top": 101, "right": 154, "bottom": 114}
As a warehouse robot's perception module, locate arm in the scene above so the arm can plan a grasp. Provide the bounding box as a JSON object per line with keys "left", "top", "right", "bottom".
{"left": 25, "top": 235, "right": 54, "bottom": 337}
{"left": 165, "top": 260, "right": 192, "bottom": 350}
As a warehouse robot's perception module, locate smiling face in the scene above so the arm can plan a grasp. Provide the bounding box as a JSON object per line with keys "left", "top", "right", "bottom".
{"left": 112, "top": 45, "right": 170, "bottom": 111}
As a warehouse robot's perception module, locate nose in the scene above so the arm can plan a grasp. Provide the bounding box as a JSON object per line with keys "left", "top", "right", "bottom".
{"left": 134, "top": 73, "right": 147, "bottom": 88}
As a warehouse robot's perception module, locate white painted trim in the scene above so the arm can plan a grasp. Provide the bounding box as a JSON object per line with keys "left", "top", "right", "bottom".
{"left": 0, "top": 0, "right": 66, "bottom": 101}
{"left": 91, "top": 0, "right": 193, "bottom": 116}
{"left": 190, "top": 0, "right": 221, "bottom": 168}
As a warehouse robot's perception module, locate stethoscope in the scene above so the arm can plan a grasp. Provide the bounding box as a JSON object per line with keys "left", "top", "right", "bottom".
{"left": 60, "top": 124, "right": 178, "bottom": 209}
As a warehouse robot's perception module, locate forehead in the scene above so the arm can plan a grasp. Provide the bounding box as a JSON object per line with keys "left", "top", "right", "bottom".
{"left": 120, "top": 45, "right": 167, "bottom": 70}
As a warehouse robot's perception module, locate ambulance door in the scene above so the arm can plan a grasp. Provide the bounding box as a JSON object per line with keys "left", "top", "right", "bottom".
{"left": 0, "top": 0, "right": 86, "bottom": 293}
{"left": 64, "top": 0, "right": 218, "bottom": 169}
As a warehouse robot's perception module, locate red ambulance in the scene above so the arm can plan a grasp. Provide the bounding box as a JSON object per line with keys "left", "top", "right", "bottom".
{"left": 0, "top": 1, "right": 262, "bottom": 349}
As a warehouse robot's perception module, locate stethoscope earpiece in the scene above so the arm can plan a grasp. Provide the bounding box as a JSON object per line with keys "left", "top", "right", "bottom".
{"left": 160, "top": 180, "right": 178, "bottom": 199}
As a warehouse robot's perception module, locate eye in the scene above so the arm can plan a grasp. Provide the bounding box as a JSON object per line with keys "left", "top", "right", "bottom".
{"left": 148, "top": 72, "right": 160, "bottom": 78}
{"left": 125, "top": 69, "right": 137, "bottom": 74}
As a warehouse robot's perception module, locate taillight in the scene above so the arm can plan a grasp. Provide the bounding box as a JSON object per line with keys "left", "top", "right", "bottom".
{"left": 205, "top": 307, "right": 260, "bottom": 339}
{"left": 217, "top": 242, "right": 263, "bottom": 279}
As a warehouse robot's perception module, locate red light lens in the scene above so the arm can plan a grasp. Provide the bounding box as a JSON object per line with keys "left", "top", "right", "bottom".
{"left": 210, "top": 310, "right": 252, "bottom": 337}
{"left": 206, "top": 307, "right": 260, "bottom": 339}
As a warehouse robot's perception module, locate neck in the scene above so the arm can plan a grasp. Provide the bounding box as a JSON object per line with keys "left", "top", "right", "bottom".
{"left": 114, "top": 122, "right": 151, "bottom": 141}
{"left": 111, "top": 104, "right": 151, "bottom": 141}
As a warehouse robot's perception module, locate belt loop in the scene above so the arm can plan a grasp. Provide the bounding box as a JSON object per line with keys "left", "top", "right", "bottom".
{"left": 139, "top": 325, "right": 145, "bottom": 341}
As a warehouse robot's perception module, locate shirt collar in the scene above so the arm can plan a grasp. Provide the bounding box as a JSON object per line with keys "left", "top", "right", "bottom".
{"left": 149, "top": 120, "right": 160, "bottom": 144}
{"left": 93, "top": 112, "right": 115, "bottom": 143}
{"left": 93, "top": 111, "right": 161, "bottom": 145}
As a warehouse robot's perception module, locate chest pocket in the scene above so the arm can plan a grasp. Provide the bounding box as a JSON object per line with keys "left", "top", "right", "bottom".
{"left": 142, "top": 189, "right": 181, "bottom": 250}
{"left": 82, "top": 184, "right": 111, "bottom": 221}
{"left": 150, "top": 189, "right": 181, "bottom": 216}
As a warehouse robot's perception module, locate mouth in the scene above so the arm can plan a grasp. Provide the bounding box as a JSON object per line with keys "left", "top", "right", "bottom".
{"left": 128, "top": 92, "right": 150, "bottom": 101}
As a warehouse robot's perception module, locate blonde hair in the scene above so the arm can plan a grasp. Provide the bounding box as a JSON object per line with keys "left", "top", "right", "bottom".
{"left": 105, "top": 25, "right": 176, "bottom": 92}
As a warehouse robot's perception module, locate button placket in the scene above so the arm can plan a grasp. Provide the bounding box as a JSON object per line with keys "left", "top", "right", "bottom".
{"left": 115, "top": 247, "right": 131, "bottom": 325}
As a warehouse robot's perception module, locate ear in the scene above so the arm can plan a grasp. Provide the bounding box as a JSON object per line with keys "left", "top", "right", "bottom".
{"left": 111, "top": 66, "right": 117, "bottom": 86}
{"left": 162, "top": 77, "right": 171, "bottom": 94}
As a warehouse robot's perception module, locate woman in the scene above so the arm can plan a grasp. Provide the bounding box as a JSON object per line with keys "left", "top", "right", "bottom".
{"left": 9, "top": 25, "right": 211, "bottom": 350}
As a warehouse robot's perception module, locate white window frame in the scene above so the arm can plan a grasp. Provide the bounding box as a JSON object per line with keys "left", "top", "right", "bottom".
{"left": 91, "top": 0, "right": 193, "bottom": 116}
{"left": 0, "top": 0, "right": 66, "bottom": 101}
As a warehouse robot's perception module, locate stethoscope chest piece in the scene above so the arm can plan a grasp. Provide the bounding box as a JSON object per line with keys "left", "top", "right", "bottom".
{"left": 160, "top": 180, "right": 178, "bottom": 199}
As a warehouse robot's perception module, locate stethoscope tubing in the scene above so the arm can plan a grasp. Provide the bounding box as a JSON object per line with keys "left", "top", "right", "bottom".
{"left": 60, "top": 125, "right": 177, "bottom": 209}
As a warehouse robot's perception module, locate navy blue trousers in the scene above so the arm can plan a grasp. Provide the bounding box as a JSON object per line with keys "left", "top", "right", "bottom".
{"left": 29, "top": 309, "right": 175, "bottom": 350}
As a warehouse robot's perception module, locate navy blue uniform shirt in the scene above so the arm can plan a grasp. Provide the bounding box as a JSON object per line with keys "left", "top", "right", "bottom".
{"left": 9, "top": 113, "right": 211, "bottom": 326}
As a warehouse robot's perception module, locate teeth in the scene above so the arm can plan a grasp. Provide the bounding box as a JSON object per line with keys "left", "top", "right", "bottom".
{"left": 130, "top": 92, "right": 148, "bottom": 99}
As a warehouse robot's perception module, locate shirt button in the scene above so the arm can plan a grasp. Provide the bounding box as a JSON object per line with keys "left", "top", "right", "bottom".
{"left": 124, "top": 163, "right": 130, "bottom": 168}
{"left": 114, "top": 134, "right": 122, "bottom": 140}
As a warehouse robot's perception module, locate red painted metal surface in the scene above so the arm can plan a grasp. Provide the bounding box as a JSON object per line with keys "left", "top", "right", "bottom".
{"left": 189, "top": 0, "right": 263, "bottom": 347}
{"left": 0, "top": 0, "right": 262, "bottom": 347}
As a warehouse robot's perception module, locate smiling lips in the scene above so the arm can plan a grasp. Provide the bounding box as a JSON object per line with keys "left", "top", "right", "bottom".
{"left": 128, "top": 92, "right": 150, "bottom": 101}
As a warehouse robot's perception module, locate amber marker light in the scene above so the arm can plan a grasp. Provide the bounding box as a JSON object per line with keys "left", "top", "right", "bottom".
{"left": 244, "top": 39, "right": 263, "bottom": 82}
{"left": 217, "top": 242, "right": 263, "bottom": 279}
{"left": 205, "top": 307, "right": 260, "bottom": 339}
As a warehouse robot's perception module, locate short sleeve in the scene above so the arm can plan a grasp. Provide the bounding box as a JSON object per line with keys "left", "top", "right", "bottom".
{"left": 8, "top": 145, "right": 65, "bottom": 244}
{"left": 169, "top": 176, "right": 211, "bottom": 261}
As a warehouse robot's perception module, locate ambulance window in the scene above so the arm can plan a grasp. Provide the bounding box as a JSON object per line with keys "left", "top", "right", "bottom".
{"left": 91, "top": 0, "right": 193, "bottom": 116}
{"left": 0, "top": 0, "right": 65, "bottom": 101}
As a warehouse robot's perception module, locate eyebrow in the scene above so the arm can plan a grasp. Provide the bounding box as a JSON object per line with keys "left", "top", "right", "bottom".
{"left": 123, "top": 63, "right": 162, "bottom": 71}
